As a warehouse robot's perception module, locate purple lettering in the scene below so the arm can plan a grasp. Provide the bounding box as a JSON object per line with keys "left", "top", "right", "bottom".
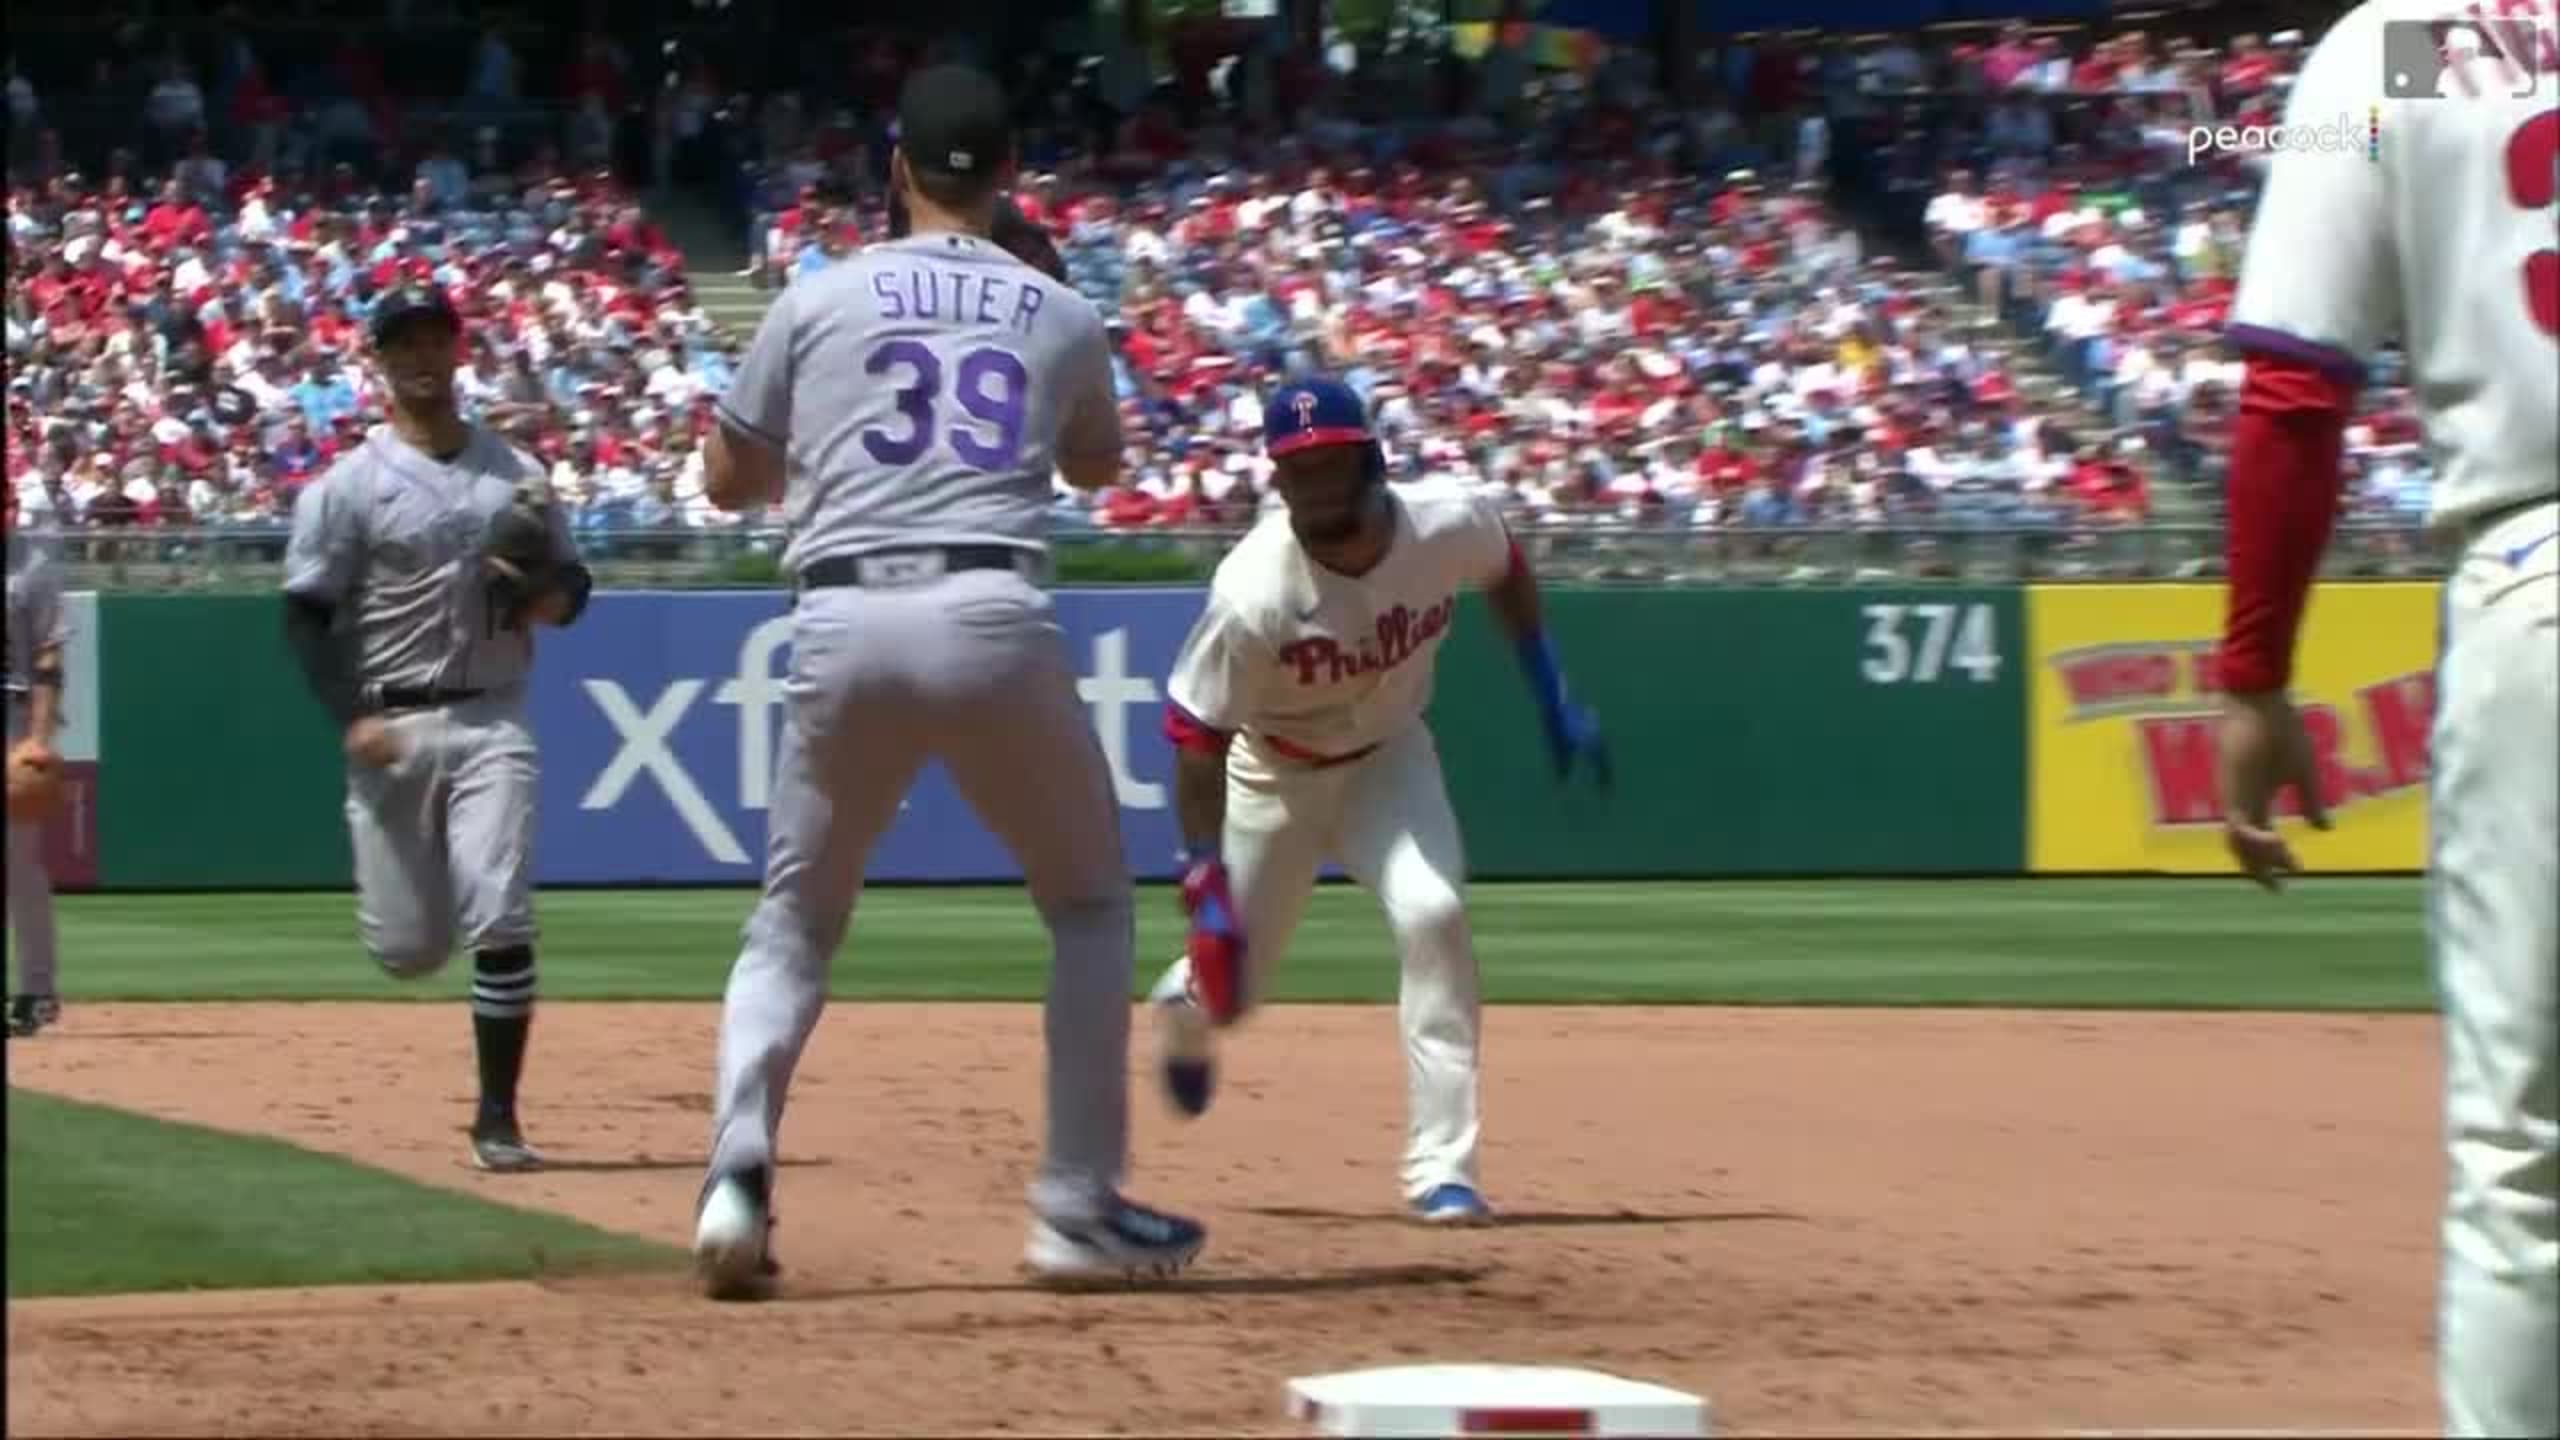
{"left": 1012, "top": 284, "right": 1045, "bottom": 335}
{"left": 871, "top": 270, "right": 906, "bottom": 320}
{"left": 975, "top": 274, "right": 1004, "bottom": 326}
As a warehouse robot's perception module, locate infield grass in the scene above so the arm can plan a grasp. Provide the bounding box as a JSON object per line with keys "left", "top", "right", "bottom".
{"left": 50, "top": 878, "right": 2432, "bottom": 1011}
{"left": 3, "top": 1090, "right": 675, "bottom": 1298}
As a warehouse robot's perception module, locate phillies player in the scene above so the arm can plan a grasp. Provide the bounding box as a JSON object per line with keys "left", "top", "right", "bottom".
{"left": 2217, "top": 6, "right": 2555, "bottom": 1436}
{"left": 1150, "top": 377, "right": 1609, "bottom": 1224}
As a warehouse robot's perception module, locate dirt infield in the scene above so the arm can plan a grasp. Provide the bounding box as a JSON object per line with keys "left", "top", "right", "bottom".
{"left": 7, "top": 1002, "right": 2438, "bottom": 1437}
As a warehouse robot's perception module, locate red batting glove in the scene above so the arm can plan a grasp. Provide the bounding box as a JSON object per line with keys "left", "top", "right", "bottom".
{"left": 1179, "top": 857, "right": 1248, "bottom": 1025}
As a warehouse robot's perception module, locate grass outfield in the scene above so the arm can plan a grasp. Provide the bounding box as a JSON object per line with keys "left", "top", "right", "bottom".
{"left": 3, "top": 1091, "right": 674, "bottom": 1298}
{"left": 52, "top": 878, "right": 2432, "bottom": 1011}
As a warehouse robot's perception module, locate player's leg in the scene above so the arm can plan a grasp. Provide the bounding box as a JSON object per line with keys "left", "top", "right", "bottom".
{"left": 5, "top": 708, "right": 60, "bottom": 1037}
{"left": 1144, "top": 751, "right": 1333, "bottom": 1114}
{"left": 2431, "top": 509, "right": 2558, "bottom": 1440}
{"left": 1334, "top": 724, "right": 1485, "bottom": 1220}
{"left": 344, "top": 715, "right": 460, "bottom": 979}
{"left": 698, "top": 597, "right": 930, "bottom": 1298}
{"left": 1150, "top": 754, "right": 1333, "bottom": 1009}
{"left": 709, "top": 594, "right": 930, "bottom": 1187}
{"left": 925, "top": 571, "right": 1202, "bottom": 1278}
{"left": 444, "top": 700, "right": 546, "bottom": 1170}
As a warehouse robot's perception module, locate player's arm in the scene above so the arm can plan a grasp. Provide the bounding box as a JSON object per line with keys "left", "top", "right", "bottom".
{"left": 706, "top": 284, "right": 795, "bottom": 513}
{"left": 1476, "top": 505, "right": 1609, "bottom": 786}
{"left": 1163, "top": 597, "right": 1261, "bottom": 859}
{"left": 279, "top": 468, "right": 369, "bottom": 728}
{"left": 1054, "top": 304, "right": 1126, "bottom": 493}
{"left": 522, "top": 467, "right": 594, "bottom": 628}
{"left": 1161, "top": 595, "right": 1266, "bottom": 1024}
{"left": 2214, "top": 9, "right": 2398, "bottom": 888}
{"left": 20, "top": 566, "right": 66, "bottom": 750}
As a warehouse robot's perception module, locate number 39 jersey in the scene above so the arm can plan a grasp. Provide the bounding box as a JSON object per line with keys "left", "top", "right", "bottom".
{"left": 2228, "top": 0, "right": 2558, "bottom": 534}
{"left": 717, "top": 232, "right": 1123, "bottom": 573}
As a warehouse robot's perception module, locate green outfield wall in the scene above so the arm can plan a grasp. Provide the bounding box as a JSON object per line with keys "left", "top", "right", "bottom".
{"left": 55, "top": 582, "right": 2432, "bottom": 890}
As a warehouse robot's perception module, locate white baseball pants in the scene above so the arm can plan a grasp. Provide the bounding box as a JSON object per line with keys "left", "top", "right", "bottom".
{"left": 2431, "top": 499, "right": 2557, "bottom": 1440}
{"left": 1155, "top": 723, "right": 1482, "bottom": 1201}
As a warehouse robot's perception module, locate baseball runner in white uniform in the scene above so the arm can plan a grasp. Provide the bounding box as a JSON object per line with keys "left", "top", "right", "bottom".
{"left": 5, "top": 485, "right": 68, "bottom": 1039}
{"left": 283, "top": 282, "right": 594, "bottom": 1174}
{"left": 1149, "top": 377, "right": 1610, "bottom": 1224}
{"left": 689, "top": 64, "right": 1205, "bottom": 1299}
{"left": 2215, "top": 6, "right": 2556, "bottom": 1434}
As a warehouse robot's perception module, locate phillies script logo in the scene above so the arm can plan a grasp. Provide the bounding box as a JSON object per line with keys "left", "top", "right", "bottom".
{"left": 2051, "top": 640, "right": 2434, "bottom": 827}
{"left": 1279, "top": 597, "right": 1457, "bottom": 685}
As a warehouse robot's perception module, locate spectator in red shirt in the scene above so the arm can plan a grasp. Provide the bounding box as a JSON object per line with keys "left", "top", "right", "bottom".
{"left": 140, "top": 179, "right": 211, "bottom": 251}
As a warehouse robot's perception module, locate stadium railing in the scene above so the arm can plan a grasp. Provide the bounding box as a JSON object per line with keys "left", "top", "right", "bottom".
{"left": 38, "top": 520, "right": 2447, "bottom": 592}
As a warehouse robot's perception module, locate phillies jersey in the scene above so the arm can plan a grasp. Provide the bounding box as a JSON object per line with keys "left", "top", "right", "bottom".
{"left": 1168, "top": 482, "right": 1513, "bottom": 766}
{"left": 2227, "top": 0, "right": 2558, "bottom": 534}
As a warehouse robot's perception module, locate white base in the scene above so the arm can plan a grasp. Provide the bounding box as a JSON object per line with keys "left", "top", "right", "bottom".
{"left": 1285, "top": 1363, "right": 1710, "bottom": 1438}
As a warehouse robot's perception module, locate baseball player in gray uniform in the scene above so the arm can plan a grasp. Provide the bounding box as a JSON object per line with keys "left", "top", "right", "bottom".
{"left": 688, "top": 63, "right": 1205, "bottom": 1299}
{"left": 281, "top": 283, "right": 592, "bottom": 1173}
{"left": 6, "top": 484, "right": 68, "bottom": 1039}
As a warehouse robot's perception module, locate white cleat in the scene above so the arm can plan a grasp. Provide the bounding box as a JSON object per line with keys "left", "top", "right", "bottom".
{"left": 693, "top": 1168, "right": 778, "bottom": 1301}
{"left": 1022, "top": 1199, "right": 1207, "bottom": 1288}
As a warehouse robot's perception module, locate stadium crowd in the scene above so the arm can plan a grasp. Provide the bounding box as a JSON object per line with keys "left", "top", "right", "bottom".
{"left": 4, "top": 151, "right": 746, "bottom": 539}
{"left": 3, "top": 9, "right": 2434, "bottom": 557}
{"left": 1899, "top": 21, "right": 2435, "bottom": 526}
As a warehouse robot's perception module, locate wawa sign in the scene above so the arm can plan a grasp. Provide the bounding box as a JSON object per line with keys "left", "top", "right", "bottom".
{"left": 2026, "top": 584, "right": 2438, "bottom": 873}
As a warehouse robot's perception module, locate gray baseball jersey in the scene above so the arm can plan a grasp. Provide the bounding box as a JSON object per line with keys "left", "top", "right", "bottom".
{"left": 284, "top": 425, "right": 576, "bottom": 698}
{"left": 7, "top": 528, "right": 67, "bottom": 1000}
{"left": 281, "top": 424, "right": 572, "bottom": 975}
{"left": 717, "top": 232, "right": 1122, "bottom": 572}
{"left": 5, "top": 530, "right": 67, "bottom": 700}
{"left": 704, "top": 232, "right": 1144, "bottom": 1230}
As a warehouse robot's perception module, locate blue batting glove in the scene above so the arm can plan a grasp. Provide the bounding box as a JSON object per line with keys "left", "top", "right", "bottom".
{"left": 1518, "top": 629, "right": 1612, "bottom": 789}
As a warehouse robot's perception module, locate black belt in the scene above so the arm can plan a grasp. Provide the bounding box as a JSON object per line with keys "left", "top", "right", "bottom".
{"left": 799, "top": 546, "right": 1036, "bottom": 590}
{"left": 372, "top": 685, "right": 485, "bottom": 712}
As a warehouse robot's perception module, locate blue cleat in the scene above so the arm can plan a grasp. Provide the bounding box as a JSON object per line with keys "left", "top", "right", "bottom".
{"left": 1411, "top": 1183, "right": 1494, "bottom": 1226}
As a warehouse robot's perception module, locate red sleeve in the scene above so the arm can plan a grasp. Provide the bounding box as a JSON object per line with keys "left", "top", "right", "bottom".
{"left": 2219, "top": 351, "right": 2355, "bottom": 694}
{"left": 1162, "top": 701, "right": 1231, "bottom": 756}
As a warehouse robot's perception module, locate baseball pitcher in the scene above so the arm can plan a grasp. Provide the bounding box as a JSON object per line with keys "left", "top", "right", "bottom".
{"left": 2216, "top": 6, "right": 2556, "bottom": 1435}
{"left": 6, "top": 484, "right": 68, "bottom": 1039}
{"left": 281, "top": 283, "right": 593, "bottom": 1173}
{"left": 1148, "top": 377, "right": 1610, "bottom": 1224}
{"left": 689, "top": 63, "right": 1204, "bottom": 1299}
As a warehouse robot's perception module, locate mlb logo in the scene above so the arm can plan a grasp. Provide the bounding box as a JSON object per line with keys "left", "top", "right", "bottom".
{"left": 2381, "top": 19, "right": 2540, "bottom": 99}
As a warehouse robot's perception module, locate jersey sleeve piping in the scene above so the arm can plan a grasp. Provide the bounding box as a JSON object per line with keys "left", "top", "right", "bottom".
{"left": 2223, "top": 323, "right": 2369, "bottom": 388}
{"left": 715, "top": 398, "right": 787, "bottom": 449}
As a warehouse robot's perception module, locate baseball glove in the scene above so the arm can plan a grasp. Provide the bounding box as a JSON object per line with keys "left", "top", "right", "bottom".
{"left": 887, "top": 188, "right": 1066, "bottom": 282}
{"left": 991, "top": 197, "right": 1068, "bottom": 284}
{"left": 481, "top": 474, "right": 564, "bottom": 632}
{"left": 6, "top": 739, "right": 63, "bottom": 821}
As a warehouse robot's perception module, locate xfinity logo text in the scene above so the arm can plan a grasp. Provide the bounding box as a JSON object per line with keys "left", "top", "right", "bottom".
{"left": 565, "top": 607, "right": 1179, "bottom": 870}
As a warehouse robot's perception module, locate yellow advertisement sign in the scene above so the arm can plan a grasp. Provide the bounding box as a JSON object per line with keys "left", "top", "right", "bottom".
{"left": 2027, "top": 583, "right": 2438, "bottom": 873}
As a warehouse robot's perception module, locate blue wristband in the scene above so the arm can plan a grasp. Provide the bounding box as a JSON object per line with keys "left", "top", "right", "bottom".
{"left": 1179, "top": 840, "right": 1221, "bottom": 868}
{"left": 1516, "top": 627, "right": 1569, "bottom": 722}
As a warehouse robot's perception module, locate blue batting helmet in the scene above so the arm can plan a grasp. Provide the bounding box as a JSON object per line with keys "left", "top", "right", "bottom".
{"left": 1263, "top": 376, "right": 1384, "bottom": 485}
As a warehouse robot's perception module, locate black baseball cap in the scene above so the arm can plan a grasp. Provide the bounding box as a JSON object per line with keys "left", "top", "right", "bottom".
{"left": 896, "top": 64, "right": 1013, "bottom": 184}
{"left": 369, "top": 283, "right": 461, "bottom": 347}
